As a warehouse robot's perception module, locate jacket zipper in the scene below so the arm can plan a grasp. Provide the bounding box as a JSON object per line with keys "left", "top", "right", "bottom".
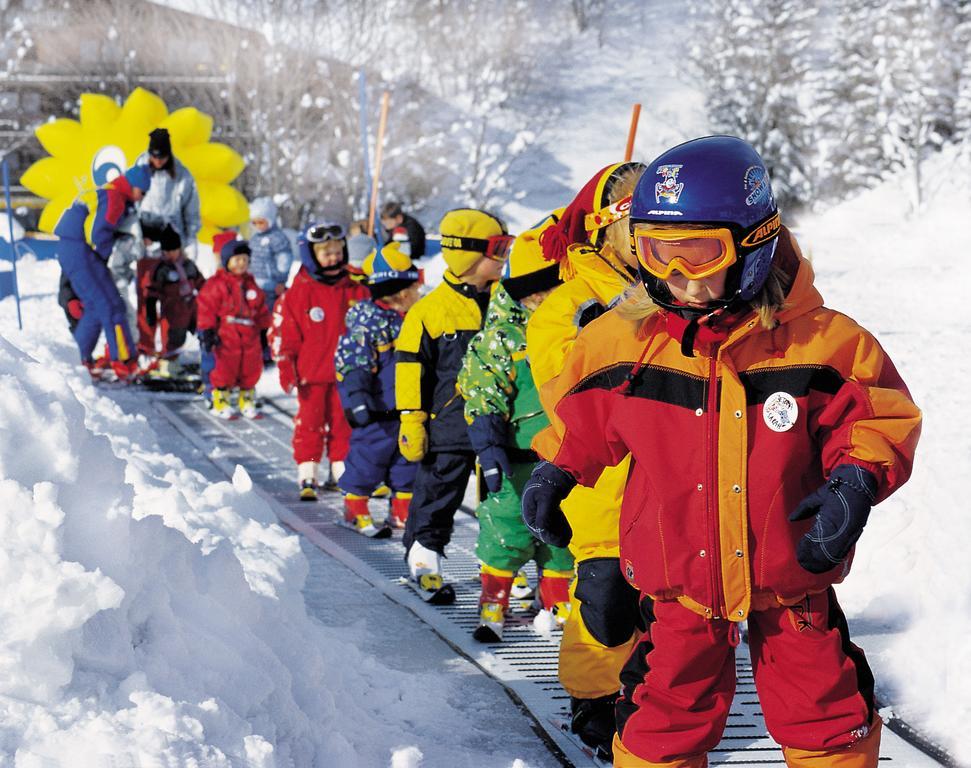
{"left": 706, "top": 349, "right": 725, "bottom": 618}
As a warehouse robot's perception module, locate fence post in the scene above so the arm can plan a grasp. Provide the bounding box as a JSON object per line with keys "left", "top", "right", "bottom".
{"left": 2, "top": 158, "right": 23, "bottom": 330}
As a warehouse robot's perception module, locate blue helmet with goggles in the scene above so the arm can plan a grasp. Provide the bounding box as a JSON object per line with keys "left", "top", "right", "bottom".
{"left": 629, "top": 135, "right": 781, "bottom": 313}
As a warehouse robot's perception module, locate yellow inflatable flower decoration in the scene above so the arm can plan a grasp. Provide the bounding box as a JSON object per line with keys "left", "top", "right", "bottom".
{"left": 20, "top": 87, "right": 248, "bottom": 244}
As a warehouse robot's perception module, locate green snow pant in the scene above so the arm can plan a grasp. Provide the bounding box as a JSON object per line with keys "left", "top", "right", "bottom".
{"left": 475, "top": 461, "right": 574, "bottom": 573}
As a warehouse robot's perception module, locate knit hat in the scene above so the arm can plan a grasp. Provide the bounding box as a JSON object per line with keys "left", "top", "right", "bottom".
{"left": 501, "top": 209, "right": 565, "bottom": 301}
{"left": 220, "top": 238, "right": 251, "bottom": 269}
{"left": 249, "top": 196, "right": 277, "bottom": 224}
{"left": 123, "top": 164, "right": 152, "bottom": 192}
{"left": 539, "top": 162, "right": 645, "bottom": 264}
{"left": 212, "top": 230, "right": 239, "bottom": 258}
{"left": 362, "top": 242, "right": 420, "bottom": 299}
{"left": 148, "top": 128, "right": 172, "bottom": 158}
{"left": 159, "top": 225, "right": 182, "bottom": 252}
{"left": 438, "top": 208, "right": 507, "bottom": 277}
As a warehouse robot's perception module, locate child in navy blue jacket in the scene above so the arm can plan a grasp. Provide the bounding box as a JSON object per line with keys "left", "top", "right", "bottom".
{"left": 335, "top": 242, "right": 421, "bottom": 536}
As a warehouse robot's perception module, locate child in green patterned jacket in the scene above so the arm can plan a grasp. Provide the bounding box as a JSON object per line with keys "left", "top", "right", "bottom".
{"left": 457, "top": 214, "right": 575, "bottom": 642}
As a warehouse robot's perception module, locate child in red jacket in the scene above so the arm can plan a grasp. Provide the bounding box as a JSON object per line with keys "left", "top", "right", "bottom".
{"left": 270, "top": 222, "right": 369, "bottom": 499}
{"left": 197, "top": 238, "right": 271, "bottom": 419}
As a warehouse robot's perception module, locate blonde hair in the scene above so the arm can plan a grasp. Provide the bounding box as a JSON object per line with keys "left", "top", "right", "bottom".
{"left": 603, "top": 166, "right": 646, "bottom": 262}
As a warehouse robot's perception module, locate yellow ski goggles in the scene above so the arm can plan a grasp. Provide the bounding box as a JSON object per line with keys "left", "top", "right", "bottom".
{"left": 632, "top": 223, "right": 738, "bottom": 280}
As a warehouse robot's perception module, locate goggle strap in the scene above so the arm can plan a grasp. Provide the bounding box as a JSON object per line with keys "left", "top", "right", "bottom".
{"left": 440, "top": 234, "right": 489, "bottom": 253}
{"left": 584, "top": 195, "right": 632, "bottom": 233}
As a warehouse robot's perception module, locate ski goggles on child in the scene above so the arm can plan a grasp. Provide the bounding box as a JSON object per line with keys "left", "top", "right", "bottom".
{"left": 632, "top": 223, "right": 737, "bottom": 280}
{"left": 306, "top": 222, "right": 346, "bottom": 242}
{"left": 439, "top": 233, "right": 515, "bottom": 262}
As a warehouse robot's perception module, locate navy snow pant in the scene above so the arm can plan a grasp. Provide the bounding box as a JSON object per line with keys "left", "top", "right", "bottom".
{"left": 339, "top": 419, "right": 416, "bottom": 496}
{"left": 59, "top": 244, "right": 134, "bottom": 363}
{"left": 402, "top": 450, "right": 475, "bottom": 556}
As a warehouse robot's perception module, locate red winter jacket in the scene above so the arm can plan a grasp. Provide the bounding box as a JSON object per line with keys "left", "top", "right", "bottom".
{"left": 270, "top": 267, "right": 368, "bottom": 387}
{"left": 197, "top": 270, "right": 271, "bottom": 352}
{"left": 534, "top": 233, "right": 921, "bottom": 622}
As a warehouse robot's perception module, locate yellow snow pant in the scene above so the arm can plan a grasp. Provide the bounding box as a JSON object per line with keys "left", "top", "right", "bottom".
{"left": 558, "top": 456, "right": 641, "bottom": 700}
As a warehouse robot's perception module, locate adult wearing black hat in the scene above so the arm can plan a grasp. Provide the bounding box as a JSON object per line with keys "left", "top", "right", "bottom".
{"left": 136, "top": 127, "right": 201, "bottom": 249}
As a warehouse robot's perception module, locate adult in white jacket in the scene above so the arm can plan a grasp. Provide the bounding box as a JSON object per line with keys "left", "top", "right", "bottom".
{"left": 136, "top": 128, "right": 201, "bottom": 247}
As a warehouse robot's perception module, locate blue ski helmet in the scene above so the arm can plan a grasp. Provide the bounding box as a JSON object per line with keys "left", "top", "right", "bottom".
{"left": 630, "top": 136, "right": 781, "bottom": 309}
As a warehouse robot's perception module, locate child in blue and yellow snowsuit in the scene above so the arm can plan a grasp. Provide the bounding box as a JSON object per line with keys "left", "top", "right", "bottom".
{"left": 336, "top": 243, "right": 422, "bottom": 535}
{"left": 53, "top": 165, "right": 152, "bottom": 380}
{"left": 395, "top": 209, "right": 510, "bottom": 598}
{"left": 457, "top": 214, "right": 575, "bottom": 642}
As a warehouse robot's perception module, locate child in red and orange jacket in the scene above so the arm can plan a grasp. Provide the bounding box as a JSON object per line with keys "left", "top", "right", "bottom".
{"left": 524, "top": 136, "right": 922, "bottom": 767}
{"left": 270, "top": 221, "right": 369, "bottom": 499}
{"left": 196, "top": 238, "right": 271, "bottom": 419}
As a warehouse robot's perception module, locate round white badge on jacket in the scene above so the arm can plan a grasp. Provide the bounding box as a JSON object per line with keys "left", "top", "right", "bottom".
{"left": 246, "top": 289, "right": 258, "bottom": 301}
{"left": 309, "top": 307, "right": 325, "bottom": 322}
{"left": 763, "top": 391, "right": 798, "bottom": 432}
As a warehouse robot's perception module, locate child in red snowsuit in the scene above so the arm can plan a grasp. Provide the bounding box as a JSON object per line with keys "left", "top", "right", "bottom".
{"left": 270, "top": 222, "right": 369, "bottom": 498}
{"left": 196, "top": 238, "right": 271, "bottom": 419}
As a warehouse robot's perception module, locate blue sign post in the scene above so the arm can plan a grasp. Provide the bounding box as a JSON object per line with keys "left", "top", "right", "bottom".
{"left": 1, "top": 158, "right": 23, "bottom": 330}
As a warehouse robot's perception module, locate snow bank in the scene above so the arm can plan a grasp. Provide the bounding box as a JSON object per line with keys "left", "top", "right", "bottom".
{"left": 801, "top": 143, "right": 971, "bottom": 763}
{"left": 0, "top": 303, "right": 393, "bottom": 767}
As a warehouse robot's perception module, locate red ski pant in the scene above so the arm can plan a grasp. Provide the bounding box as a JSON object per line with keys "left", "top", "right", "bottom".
{"left": 211, "top": 340, "right": 263, "bottom": 390}
{"left": 292, "top": 382, "right": 351, "bottom": 464}
{"left": 616, "top": 589, "right": 878, "bottom": 763}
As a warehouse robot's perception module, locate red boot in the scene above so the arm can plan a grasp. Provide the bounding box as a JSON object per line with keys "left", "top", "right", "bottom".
{"left": 474, "top": 566, "right": 514, "bottom": 642}
{"left": 539, "top": 570, "right": 573, "bottom": 626}
{"left": 342, "top": 495, "right": 390, "bottom": 538}
{"left": 110, "top": 358, "right": 139, "bottom": 383}
{"left": 343, "top": 494, "right": 370, "bottom": 524}
{"left": 390, "top": 492, "right": 411, "bottom": 529}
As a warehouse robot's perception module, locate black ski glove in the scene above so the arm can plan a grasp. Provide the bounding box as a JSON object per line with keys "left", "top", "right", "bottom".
{"left": 468, "top": 414, "right": 513, "bottom": 494}
{"left": 789, "top": 464, "right": 878, "bottom": 574}
{"left": 522, "top": 461, "right": 577, "bottom": 548}
{"left": 198, "top": 328, "right": 220, "bottom": 353}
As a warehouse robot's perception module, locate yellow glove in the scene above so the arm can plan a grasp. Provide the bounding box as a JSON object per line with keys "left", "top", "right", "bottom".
{"left": 399, "top": 411, "right": 428, "bottom": 462}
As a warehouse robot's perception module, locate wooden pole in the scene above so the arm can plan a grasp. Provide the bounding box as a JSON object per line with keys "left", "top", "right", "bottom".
{"left": 367, "top": 91, "right": 391, "bottom": 238}
{"left": 624, "top": 103, "right": 642, "bottom": 162}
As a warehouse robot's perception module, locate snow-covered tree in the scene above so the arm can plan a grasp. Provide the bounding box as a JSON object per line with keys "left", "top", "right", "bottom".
{"left": 687, "top": 0, "right": 817, "bottom": 210}
{"left": 953, "top": 2, "right": 971, "bottom": 153}
{"left": 812, "top": 0, "right": 888, "bottom": 203}
{"left": 870, "top": 0, "right": 959, "bottom": 210}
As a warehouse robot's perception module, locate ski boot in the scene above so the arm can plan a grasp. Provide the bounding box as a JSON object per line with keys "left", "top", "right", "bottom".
{"left": 342, "top": 494, "right": 391, "bottom": 538}
{"left": 473, "top": 566, "right": 513, "bottom": 643}
{"left": 407, "top": 541, "right": 454, "bottom": 604}
{"left": 110, "top": 358, "right": 139, "bottom": 384}
{"left": 298, "top": 461, "right": 318, "bottom": 501}
{"left": 511, "top": 570, "right": 534, "bottom": 601}
{"left": 389, "top": 492, "right": 411, "bottom": 529}
{"left": 570, "top": 693, "right": 618, "bottom": 762}
{"left": 212, "top": 388, "right": 235, "bottom": 420}
{"left": 157, "top": 357, "right": 182, "bottom": 379}
{"left": 323, "top": 460, "right": 345, "bottom": 492}
{"left": 539, "top": 570, "right": 573, "bottom": 626}
{"left": 238, "top": 388, "right": 259, "bottom": 419}
{"left": 83, "top": 359, "right": 105, "bottom": 381}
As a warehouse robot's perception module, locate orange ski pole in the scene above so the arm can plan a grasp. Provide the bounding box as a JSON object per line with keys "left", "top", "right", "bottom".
{"left": 367, "top": 91, "right": 391, "bottom": 238}
{"left": 624, "top": 103, "right": 642, "bottom": 162}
